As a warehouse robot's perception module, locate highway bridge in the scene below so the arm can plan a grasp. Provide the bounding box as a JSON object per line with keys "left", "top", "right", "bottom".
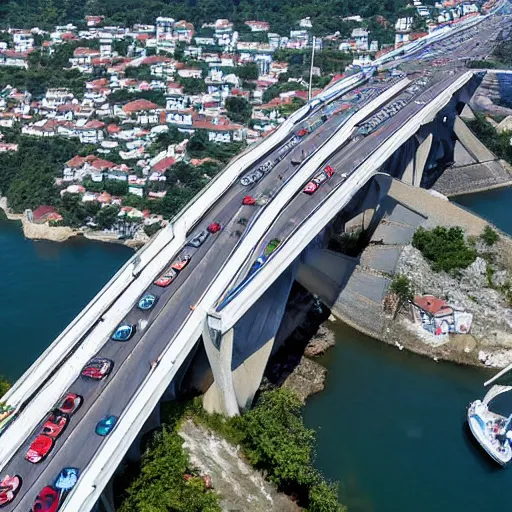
{"left": 0, "top": 9, "right": 510, "bottom": 511}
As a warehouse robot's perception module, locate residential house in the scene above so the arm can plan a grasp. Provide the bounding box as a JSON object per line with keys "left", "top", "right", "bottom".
{"left": 0, "top": 50, "right": 29, "bottom": 68}
{"left": 192, "top": 115, "right": 245, "bottom": 143}
{"left": 121, "top": 99, "right": 161, "bottom": 125}
{"left": 245, "top": 21, "right": 270, "bottom": 32}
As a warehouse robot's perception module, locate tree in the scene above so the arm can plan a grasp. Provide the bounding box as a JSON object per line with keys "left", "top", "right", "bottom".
{"left": 179, "top": 78, "right": 206, "bottom": 95}
{"left": 225, "top": 96, "right": 252, "bottom": 125}
{"left": 96, "top": 205, "right": 120, "bottom": 229}
{"left": 119, "top": 427, "right": 221, "bottom": 512}
{"left": 237, "top": 62, "right": 259, "bottom": 81}
{"left": 0, "top": 377, "right": 10, "bottom": 397}
{"left": 481, "top": 225, "right": 500, "bottom": 246}
{"left": 308, "top": 481, "right": 347, "bottom": 512}
{"left": 104, "top": 179, "right": 129, "bottom": 197}
{"left": 390, "top": 274, "right": 414, "bottom": 318}
{"left": 412, "top": 226, "right": 477, "bottom": 273}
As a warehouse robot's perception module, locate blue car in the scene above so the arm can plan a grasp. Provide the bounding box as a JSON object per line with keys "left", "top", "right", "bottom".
{"left": 111, "top": 323, "right": 135, "bottom": 341}
{"left": 54, "top": 467, "right": 79, "bottom": 491}
{"left": 95, "top": 416, "right": 117, "bottom": 436}
{"left": 138, "top": 293, "right": 157, "bottom": 311}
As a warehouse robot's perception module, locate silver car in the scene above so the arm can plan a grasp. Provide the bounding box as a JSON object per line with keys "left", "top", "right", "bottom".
{"left": 241, "top": 169, "right": 263, "bottom": 186}
{"left": 186, "top": 230, "right": 209, "bottom": 248}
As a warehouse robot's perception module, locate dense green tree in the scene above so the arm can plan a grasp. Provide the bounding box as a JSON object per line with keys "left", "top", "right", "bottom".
{"left": 119, "top": 427, "right": 221, "bottom": 512}
{"left": 96, "top": 204, "right": 121, "bottom": 229}
{"left": 237, "top": 62, "right": 259, "bottom": 81}
{"left": 104, "top": 179, "right": 129, "bottom": 197}
{"left": 225, "top": 96, "right": 252, "bottom": 124}
{"left": 0, "top": 377, "right": 10, "bottom": 397}
{"left": 390, "top": 274, "right": 414, "bottom": 318}
{"left": 412, "top": 226, "right": 477, "bottom": 273}
{"left": 179, "top": 78, "right": 206, "bottom": 95}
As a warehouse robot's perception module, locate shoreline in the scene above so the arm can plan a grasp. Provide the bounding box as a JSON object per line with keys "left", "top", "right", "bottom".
{"left": 0, "top": 205, "right": 143, "bottom": 250}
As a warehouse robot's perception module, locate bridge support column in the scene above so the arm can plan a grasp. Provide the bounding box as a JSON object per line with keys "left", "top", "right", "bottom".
{"left": 402, "top": 133, "right": 433, "bottom": 187}
{"left": 98, "top": 479, "right": 116, "bottom": 512}
{"left": 203, "top": 263, "right": 296, "bottom": 416}
{"left": 125, "top": 402, "right": 161, "bottom": 461}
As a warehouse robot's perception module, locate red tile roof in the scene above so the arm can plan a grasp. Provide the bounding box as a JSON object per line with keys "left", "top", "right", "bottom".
{"left": 73, "top": 47, "right": 101, "bottom": 57}
{"left": 141, "top": 55, "right": 173, "bottom": 66}
{"left": 414, "top": 295, "right": 453, "bottom": 317}
{"left": 33, "top": 205, "right": 58, "bottom": 222}
{"left": 107, "top": 124, "right": 120, "bottom": 134}
{"left": 122, "top": 99, "right": 159, "bottom": 114}
{"left": 151, "top": 156, "right": 176, "bottom": 173}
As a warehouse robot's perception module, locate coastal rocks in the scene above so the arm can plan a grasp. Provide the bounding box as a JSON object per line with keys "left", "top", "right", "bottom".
{"left": 282, "top": 357, "right": 327, "bottom": 403}
{"left": 478, "top": 349, "right": 512, "bottom": 368}
{"left": 303, "top": 324, "right": 335, "bottom": 357}
{"left": 179, "top": 419, "right": 299, "bottom": 512}
{"left": 21, "top": 217, "right": 77, "bottom": 242}
{"left": 395, "top": 244, "right": 512, "bottom": 367}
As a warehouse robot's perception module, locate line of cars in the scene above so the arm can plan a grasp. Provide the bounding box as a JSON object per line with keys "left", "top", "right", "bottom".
{"left": 303, "top": 165, "right": 345, "bottom": 195}
{"left": 239, "top": 123, "right": 317, "bottom": 187}
{"left": 0, "top": 220, "right": 227, "bottom": 510}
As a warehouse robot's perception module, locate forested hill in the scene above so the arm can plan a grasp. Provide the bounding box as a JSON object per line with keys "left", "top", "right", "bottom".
{"left": 0, "top": 0, "right": 412, "bottom": 35}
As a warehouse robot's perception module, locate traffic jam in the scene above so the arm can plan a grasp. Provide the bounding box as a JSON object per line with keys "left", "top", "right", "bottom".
{"left": 0, "top": 107, "right": 346, "bottom": 511}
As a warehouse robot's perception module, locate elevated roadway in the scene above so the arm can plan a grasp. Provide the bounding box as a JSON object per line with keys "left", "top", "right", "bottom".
{"left": 0, "top": 72, "right": 407, "bottom": 512}
{"left": 0, "top": 9, "right": 509, "bottom": 511}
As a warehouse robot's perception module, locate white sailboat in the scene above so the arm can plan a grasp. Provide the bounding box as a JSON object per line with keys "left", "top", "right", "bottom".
{"left": 468, "top": 363, "right": 512, "bottom": 466}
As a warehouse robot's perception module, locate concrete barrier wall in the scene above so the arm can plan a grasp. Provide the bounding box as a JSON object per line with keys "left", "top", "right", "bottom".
{"left": 217, "top": 72, "right": 474, "bottom": 331}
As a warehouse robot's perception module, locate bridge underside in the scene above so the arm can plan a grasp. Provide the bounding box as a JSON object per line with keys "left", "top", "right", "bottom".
{"left": 199, "top": 72, "right": 504, "bottom": 417}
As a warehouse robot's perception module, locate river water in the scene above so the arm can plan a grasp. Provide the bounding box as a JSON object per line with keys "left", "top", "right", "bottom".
{"left": 0, "top": 219, "right": 131, "bottom": 381}
{"left": 1, "top": 188, "right": 512, "bottom": 511}
{"left": 304, "top": 187, "right": 512, "bottom": 512}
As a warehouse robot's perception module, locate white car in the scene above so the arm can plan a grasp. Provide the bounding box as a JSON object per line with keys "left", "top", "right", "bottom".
{"left": 241, "top": 170, "right": 263, "bottom": 186}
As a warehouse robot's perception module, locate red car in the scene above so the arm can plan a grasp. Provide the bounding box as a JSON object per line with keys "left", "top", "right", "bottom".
{"left": 297, "top": 128, "right": 308, "bottom": 137}
{"left": 81, "top": 358, "right": 113, "bottom": 380}
{"left": 303, "top": 166, "right": 335, "bottom": 195}
{"left": 0, "top": 475, "right": 21, "bottom": 507}
{"left": 242, "top": 195, "right": 256, "bottom": 206}
{"left": 154, "top": 268, "right": 177, "bottom": 287}
{"left": 207, "top": 222, "right": 221, "bottom": 234}
{"left": 41, "top": 411, "right": 68, "bottom": 439}
{"left": 171, "top": 254, "right": 191, "bottom": 272}
{"left": 32, "top": 486, "right": 59, "bottom": 512}
{"left": 324, "top": 165, "right": 335, "bottom": 177}
{"left": 25, "top": 435, "right": 54, "bottom": 464}
{"left": 56, "top": 393, "right": 82, "bottom": 416}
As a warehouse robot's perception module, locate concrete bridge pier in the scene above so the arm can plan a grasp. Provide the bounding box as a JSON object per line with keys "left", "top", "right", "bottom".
{"left": 93, "top": 479, "right": 116, "bottom": 512}
{"left": 402, "top": 133, "right": 433, "bottom": 187}
{"left": 203, "top": 263, "right": 297, "bottom": 416}
{"left": 125, "top": 403, "right": 161, "bottom": 461}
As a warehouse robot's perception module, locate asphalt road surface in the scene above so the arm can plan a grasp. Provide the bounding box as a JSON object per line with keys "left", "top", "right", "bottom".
{"left": 0, "top": 76, "right": 400, "bottom": 511}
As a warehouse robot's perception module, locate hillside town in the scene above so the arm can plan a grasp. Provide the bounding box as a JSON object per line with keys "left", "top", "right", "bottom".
{"left": 0, "top": 1, "right": 488, "bottom": 244}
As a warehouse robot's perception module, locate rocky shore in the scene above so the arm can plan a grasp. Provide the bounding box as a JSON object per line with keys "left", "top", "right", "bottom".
{"left": 0, "top": 198, "right": 145, "bottom": 249}
{"left": 387, "top": 237, "right": 512, "bottom": 369}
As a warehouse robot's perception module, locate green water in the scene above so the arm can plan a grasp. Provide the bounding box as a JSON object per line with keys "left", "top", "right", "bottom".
{"left": 0, "top": 219, "right": 131, "bottom": 381}
{"left": 304, "top": 188, "right": 512, "bottom": 512}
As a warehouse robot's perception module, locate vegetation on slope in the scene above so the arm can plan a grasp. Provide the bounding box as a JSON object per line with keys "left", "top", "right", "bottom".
{"left": 119, "top": 389, "right": 346, "bottom": 512}
{"left": 1, "top": 0, "right": 412, "bottom": 38}
{"left": 412, "top": 226, "right": 477, "bottom": 273}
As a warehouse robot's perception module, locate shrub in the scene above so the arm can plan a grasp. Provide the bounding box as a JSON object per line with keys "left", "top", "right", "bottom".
{"left": 481, "top": 225, "right": 500, "bottom": 246}
{"left": 412, "top": 226, "right": 476, "bottom": 273}
{"left": 0, "top": 377, "right": 10, "bottom": 397}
